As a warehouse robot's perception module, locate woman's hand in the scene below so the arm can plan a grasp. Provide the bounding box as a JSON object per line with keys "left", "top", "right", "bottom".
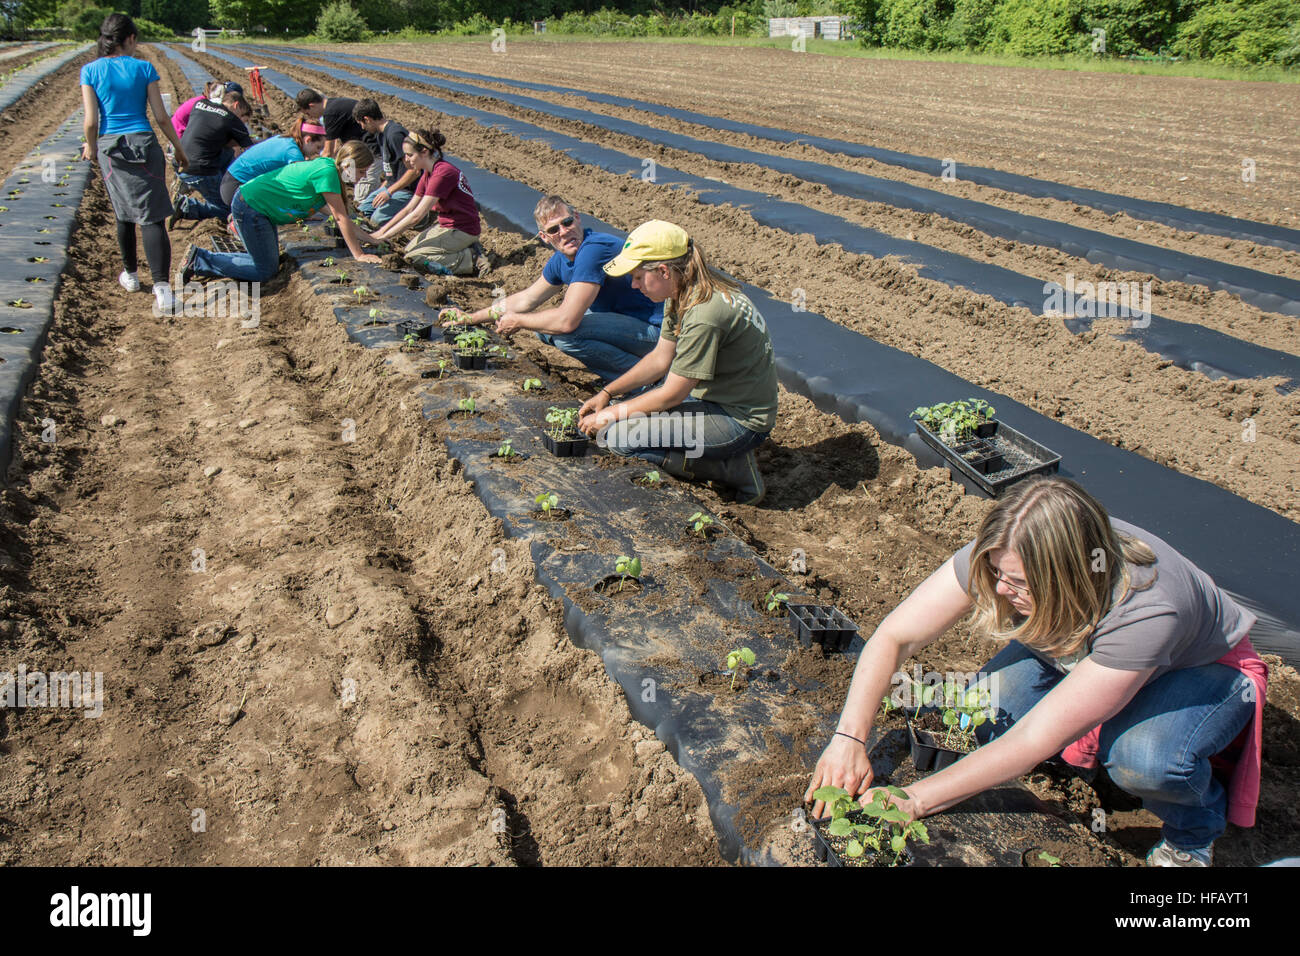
{"left": 80, "top": 142, "right": 94, "bottom": 162}
{"left": 804, "top": 734, "right": 875, "bottom": 818}
{"left": 438, "top": 308, "right": 466, "bottom": 326}
{"left": 578, "top": 407, "right": 618, "bottom": 437}
{"left": 173, "top": 147, "right": 189, "bottom": 173}
{"left": 579, "top": 389, "right": 611, "bottom": 419}
{"left": 353, "top": 253, "right": 381, "bottom": 265}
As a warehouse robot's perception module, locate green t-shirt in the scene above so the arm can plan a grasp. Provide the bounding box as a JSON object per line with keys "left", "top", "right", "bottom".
{"left": 239, "top": 156, "right": 341, "bottom": 225}
{"left": 661, "top": 289, "right": 778, "bottom": 432}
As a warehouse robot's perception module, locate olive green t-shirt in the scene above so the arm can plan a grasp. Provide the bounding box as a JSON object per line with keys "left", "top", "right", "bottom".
{"left": 661, "top": 289, "right": 778, "bottom": 432}
{"left": 239, "top": 156, "right": 341, "bottom": 225}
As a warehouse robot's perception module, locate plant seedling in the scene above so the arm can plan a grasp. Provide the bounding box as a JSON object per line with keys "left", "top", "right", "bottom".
{"left": 458, "top": 397, "right": 477, "bottom": 414}
{"left": 522, "top": 377, "right": 543, "bottom": 391}
{"left": 438, "top": 307, "right": 466, "bottom": 326}
{"left": 454, "top": 328, "right": 489, "bottom": 356}
{"left": 764, "top": 589, "right": 790, "bottom": 613}
{"left": 1038, "top": 850, "right": 1062, "bottom": 867}
{"left": 436, "top": 359, "right": 448, "bottom": 378}
{"left": 688, "top": 511, "right": 714, "bottom": 536}
{"left": 812, "top": 784, "right": 929, "bottom": 865}
{"left": 725, "top": 647, "right": 756, "bottom": 691}
{"left": 534, "top": 492, "right": 558, "bottom": 513}
{"left": 488, "top": 304, "right": 504, "bottom": 321}
{"left": 32, "top": 257, "right": 49, "bottom": 263}
{"left": 544, "top": 406, "right": 580, "bottom": 441}
{"left": 490, "top": 344, "right": 510, "bottom": 360}
{"left": 323, "top": 257, "right": 336, "bottom": 267}
{"left": 880, "top": 695, "right": 900, "bottom": 716}
{"left": 614, "top": 555, "right": 641, "bottom": 592}
{"left": 403, "top": 332, "right": 419, "bottom": 350}
{"left": 639, "top": 470, "right": 661, "bottom": 485}
{"left": 496, "top": 440, "right": 514, "bottom": 458}
{"left": 910, "top": 399, "right": 996, "bottom": 445}
{"left": 352, "top": 285, "right": 369, "bottom": 303}
{"left": 9, "top": 298, "right": 29, "bottom": 307}
{"left": 334, "top": 269, "right": 349, "bottom": 283}
{"left": 369, "top": 307, "right": 382, "bottom": 321}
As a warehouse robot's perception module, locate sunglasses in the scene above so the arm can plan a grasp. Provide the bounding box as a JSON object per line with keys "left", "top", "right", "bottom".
{"left": 540, "top": 216, "right": 576, "bottom": 236}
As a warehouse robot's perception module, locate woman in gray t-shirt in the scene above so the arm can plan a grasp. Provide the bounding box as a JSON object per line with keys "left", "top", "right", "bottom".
{"left": 804, "top": 476, "right": 1263, "bottom": 867}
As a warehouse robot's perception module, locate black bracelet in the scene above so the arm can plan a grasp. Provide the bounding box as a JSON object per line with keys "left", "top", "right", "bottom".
{"left": 834, "top": 730, "right": 867, "bottom": 748}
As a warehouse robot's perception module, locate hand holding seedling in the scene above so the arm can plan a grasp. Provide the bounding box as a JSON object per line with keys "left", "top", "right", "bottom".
{"left": 438, "top": 308, "right": 466, "bottom": 326}
{"left": 804, "top": 733, "right": 876, "bottom": 818}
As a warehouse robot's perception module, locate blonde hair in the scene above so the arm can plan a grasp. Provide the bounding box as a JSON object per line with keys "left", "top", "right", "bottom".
{"left": 967, "top": 476, "right": 1156, "bottom": 658}
{"left": 334, "top": 140, "right": 374, "bottom": 202}
{"left": 533, "top": 195, "right": 572, "bottom": 227}
{"left": 659, "top": 239, "right": 738, "bottom": 314}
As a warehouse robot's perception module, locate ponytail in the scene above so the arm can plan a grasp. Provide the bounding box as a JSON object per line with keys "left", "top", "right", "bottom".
{"left": 663, "top": 241, "right": 736, "bottom": 313}
{"left": 97, "top": 13, "right": 136, "bottom": 58}
{"left": 405, "top": 128, "right": 445, "bottom": 163}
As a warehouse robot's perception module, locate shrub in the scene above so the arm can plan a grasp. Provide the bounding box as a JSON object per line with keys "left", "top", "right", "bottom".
{"left": 316, "top": 0, "right": 368, "bottom": 43}
{"left": 1172, "top": 0, "right": 1297, "bottom": 65}
{"left": 60, "top": 1, "right": 114, "bottom": 39}
{"left": 985, "top": 0, "right": 1089, "bottom": 56}
{"left": 134, "top": 17, "right": 174, "bottom": 40}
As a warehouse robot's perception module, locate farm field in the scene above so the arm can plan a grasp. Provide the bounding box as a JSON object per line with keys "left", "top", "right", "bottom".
{"left": 0, "top": 37, "right": 1296, "bottom": 869}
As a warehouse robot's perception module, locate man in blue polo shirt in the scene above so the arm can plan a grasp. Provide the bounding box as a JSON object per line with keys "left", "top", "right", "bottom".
{"left": 458, "top": 196, "right": 661, "bottom": 383}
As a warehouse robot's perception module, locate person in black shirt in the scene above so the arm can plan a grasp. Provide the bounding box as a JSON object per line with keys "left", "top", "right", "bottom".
{"left": 315, "top": 94, "right": 380, "bottom": 204}
{"left": 352, "top": 99, "right": 419, "bottom": 227}
{"left": 171, "top": 90, "right": 252, "bottom": 224}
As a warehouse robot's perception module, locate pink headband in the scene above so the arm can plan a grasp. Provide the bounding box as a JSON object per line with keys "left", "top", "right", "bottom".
{"left": 300, "top": 122, "right": 325, "bottom": 136}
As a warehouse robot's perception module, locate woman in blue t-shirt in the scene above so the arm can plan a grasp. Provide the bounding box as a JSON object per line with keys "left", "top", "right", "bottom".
{"left": 79, "top": 14, "right": 188, "bottom": 314}
{"left": 219, "top": 116, "right": 326, "bottom": 207}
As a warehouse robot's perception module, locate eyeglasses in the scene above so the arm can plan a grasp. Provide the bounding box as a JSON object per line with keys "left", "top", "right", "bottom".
{"left": 540, "top": 216, "right": 575, "bottom": 236}
{"left": 990, "top": 566, "right": 1031, "bottom": 597}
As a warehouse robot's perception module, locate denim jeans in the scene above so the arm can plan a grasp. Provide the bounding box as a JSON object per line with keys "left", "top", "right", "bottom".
{"left": 537, "top": 311, "right": 659, "bottom": 383}
{"left": 601, "top": 399, "right": 769, "bottom": 465}
{"left": 177, "top": 171, "right": 231, "bottom": 220}
{"left": 189, "top": 191, "right": 280, "bottom": 282}
{"left": 358, "top": 188, "right": 413, "bottom": 227}
{"left": 977, "top": 640, "right": 1255, "bottom": 849}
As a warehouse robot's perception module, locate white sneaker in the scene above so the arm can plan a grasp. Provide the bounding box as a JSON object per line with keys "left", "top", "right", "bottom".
{"left": 119, "top": 271, "right": 140, "bottom": 293}
{"left": 1146, "top": 838, "right": 1213, "bottom": 867}
{"left": 153, "top": 282, "right": 175, "bottom": 316}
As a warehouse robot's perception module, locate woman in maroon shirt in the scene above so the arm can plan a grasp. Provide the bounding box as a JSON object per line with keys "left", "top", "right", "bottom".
{"left": 364, "top": 128, "right": 487, "bottom": 277}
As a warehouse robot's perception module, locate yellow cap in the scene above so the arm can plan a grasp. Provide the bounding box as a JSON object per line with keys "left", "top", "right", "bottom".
{"left": 603, "top": 220, "right": 690, "bottom": 277}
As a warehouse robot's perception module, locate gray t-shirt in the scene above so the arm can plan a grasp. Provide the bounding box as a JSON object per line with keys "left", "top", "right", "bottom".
{"left": 952, "top": 517, "right": 1255, "bottom": 682}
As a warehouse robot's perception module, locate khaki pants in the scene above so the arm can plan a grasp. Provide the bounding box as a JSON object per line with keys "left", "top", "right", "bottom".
{"left": 403, "top": 224, "right": 478, "bottom": 276}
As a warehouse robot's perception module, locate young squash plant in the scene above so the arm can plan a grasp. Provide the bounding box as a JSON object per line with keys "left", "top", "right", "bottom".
{"left": 813, "top": 785, "right": 929, "bottom": 865}
{"left": 910, "top": 398, "right": 996, "bottom": 445}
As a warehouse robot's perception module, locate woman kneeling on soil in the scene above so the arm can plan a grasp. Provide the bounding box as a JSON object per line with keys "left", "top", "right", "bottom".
{"left": 805, "top": 476, "right": 1266, "bottom": 867}
{"left": 363, "top": 128, "right": 487, "bottom": 277}
{"left": 184, "top": 140, "right": 380, "bottom": 282}
{"left": 218, "top": 116, "right": 326, "bottom": 208}
{"left": 576, "top": 221, "right": 777, "bottom": 506}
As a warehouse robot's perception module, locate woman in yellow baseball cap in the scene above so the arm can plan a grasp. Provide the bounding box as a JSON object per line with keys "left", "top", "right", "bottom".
{"left": 578, "top": 221, "right": 778, "bottom": 505}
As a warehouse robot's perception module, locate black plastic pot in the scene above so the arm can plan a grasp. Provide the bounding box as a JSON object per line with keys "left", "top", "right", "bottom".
{"left": 975, "top": 420, "right": 997, "bottom": 438}
{"left": 397, "top": 320, "right": 433, "bottom": 340}
{"left": 452, "top": 350, "right": 487, "bottom": 370}
{"left": 787, "top": 604, "right": 858, "bottom": 652}
{"left": 541, "top": 429, "right": 588, "bottom": 457}
{"left": 811, "top": 814, "right": 915, "bottom": 868}
{"left": 906, "top": 712, "right": 968, "bottom": 772}
{"left": 441, "top": 323, "right": 469, "bottom": 343}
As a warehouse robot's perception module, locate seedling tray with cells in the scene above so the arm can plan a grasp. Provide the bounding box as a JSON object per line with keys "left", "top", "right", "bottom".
{"left": 541, "top": 406, "right": 587, "bottom": 457}
{"left": 913, "top": 419, "right": 1061, "bottom": 497}
{"left": 787, "top": 604, "right": 858, "bottom": 652}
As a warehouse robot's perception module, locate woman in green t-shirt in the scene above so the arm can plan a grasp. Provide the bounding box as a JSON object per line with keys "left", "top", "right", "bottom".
{"left": 184, "top": 140, "right": 380, "bottom": 282}
{"left": 578, "top": 220, "right": 778, "bottom": 506}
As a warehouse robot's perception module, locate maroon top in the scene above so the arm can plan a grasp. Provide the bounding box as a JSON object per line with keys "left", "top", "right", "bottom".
{"left": 415, "top": 159, "right": 480, "bottom": 236}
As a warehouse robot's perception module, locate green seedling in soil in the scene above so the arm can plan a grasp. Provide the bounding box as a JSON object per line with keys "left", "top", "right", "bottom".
{"left": 725, "top": 647, "right": 756, "bottom": 691}
{"left": 0, "top": 207, "right": 8, "bottom": 213}
{"left": 454, "top": 328, "right": 489, "bottom": 356}
{"left": 323, "top": 257, "right": 336, "bottom": 267}
{"left": 352, "top": 286, "right": 369, "bottom": 303}
{"left": 688, "top": 511, "right": 714, "bottom": 536}
{"left": 545, "top": 406, "right": 580, "bottom": 441}
{"left": 335, "top": 269, "right": 349, "bottom": 283}
{"left": 907, "top": 679, "right": 939, "bottom": 719}
{"left": 534, "top": 492, "right": 559, "bottom": 513}
{"left": 638, "top": 470, "right": 661, "bottom": 485}
{"left": 614, "top": 555, "right": 641, "bottom": 592}
{"left": 496, "top": 440, "right": 513, "bottom": 458}
{"left": 880, "top": 695, "right": 900, "bottom": 716}
{"left": 522, "top": 377, "right": 543, "bottom": 392}
{"left": 436, "top": 359, "right": 449, "bottom": 379}
{"left": 910, "top": 399, "right": 996, "bottom": 445}
{"left": 936, "top": 682, "right": 997, "bottom": 751}
{"left": 1038, "top": 851, "right": 1062, "bottom": 867}
{"left": 32, "top": 257, "right": 49, "bottom": 263}
{"left": 9, "top": 298, "right": 29, "bottom": 307}
{"left": 813, "top": 784, "right": 929, "bottom": 865}
{"left": 764, "top": 589, "right": 790, "bottom": 613}
{"left": 458, "top": 397, "right": 476, "bottom": 414}
{"left": 402, "top": 332, "right": 419, "bottom": 350}
{"left": 490, "top": 344, "right": 510, "bottom": 360}
{"left": 369, "top": 307, "right": 382, "bottom": 321}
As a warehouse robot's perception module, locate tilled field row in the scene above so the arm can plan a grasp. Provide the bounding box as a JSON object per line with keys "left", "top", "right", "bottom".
{"left": 193, "top": 44, "right": 1300, "bottom": 524}
{"left": 257, "top": 45, "right": 1300, "bottom": 360}
{"left": 338, "top": 40, "right": 1299, "bottom": 229}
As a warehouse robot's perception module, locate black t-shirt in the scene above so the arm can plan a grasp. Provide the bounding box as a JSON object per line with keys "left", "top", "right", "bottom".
{"left": 377, "top": 119, "right": 408, "bottom": 189}
{"left": 180, "top": 99, "right": 252, "bottom": 176}
{"left": 322, "top": 97, "right": 364, "bottom": 145}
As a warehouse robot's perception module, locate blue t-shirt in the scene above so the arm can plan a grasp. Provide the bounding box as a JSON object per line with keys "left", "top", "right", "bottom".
{"left": 80, "top": 56, "right": 159, "bottom": 137}
{"left": 541, "top": 229, "right": 662, "bottom": 326}
{"left": 228, "top": 136, "right": 305, "bottom": 184}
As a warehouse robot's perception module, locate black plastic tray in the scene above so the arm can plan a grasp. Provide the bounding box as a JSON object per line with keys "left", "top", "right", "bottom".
{"left": 907, "top": 711, "right": 970, "bottom": 772}
{"left": 787, "top": 604, "right": 857, "bottom": 652}
{"left": 915, "top": 420, "right": 1060, "bottom": 497}
{"left": 541, "top": 430, "right": 588, "bottom": 457}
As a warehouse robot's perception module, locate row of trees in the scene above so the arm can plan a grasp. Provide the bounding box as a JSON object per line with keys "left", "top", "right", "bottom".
{"left": 4, "top": 0, "right": 1296, "bottom": 67}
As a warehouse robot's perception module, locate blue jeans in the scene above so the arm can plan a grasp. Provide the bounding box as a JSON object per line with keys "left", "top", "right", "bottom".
{"left": 978, "top": 640, "right": 1255, "bottom": 850}
{"left": 189, "top": 191, "right": 280, "bottom": 282}
{"left": 601, "top": 399, "right": 769, "bottom": 465}
{"left": 537, "top": 311, "right": 659, "bottom": 383}
{"left": 358, "top": 188, "right": 413, "bottom": 227}
{"left": 177, "top": 171, "right": 231, "bottom": 220}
